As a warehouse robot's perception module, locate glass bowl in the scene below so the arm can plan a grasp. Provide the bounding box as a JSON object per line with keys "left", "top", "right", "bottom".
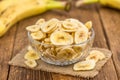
{"left": 28, "top": 28, "right": 95, "bottom": 66}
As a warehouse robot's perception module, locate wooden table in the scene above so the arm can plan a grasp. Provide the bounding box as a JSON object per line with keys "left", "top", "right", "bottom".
{"left": 0, "top": 4, "right": 120, "bottom": 80}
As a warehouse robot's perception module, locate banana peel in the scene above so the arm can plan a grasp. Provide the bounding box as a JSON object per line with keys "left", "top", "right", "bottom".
{"left": 0, "top": 0, "right": 69, "bottom": 37}
{"left": 75, "top": 0, "right": 120, "bottom": 10}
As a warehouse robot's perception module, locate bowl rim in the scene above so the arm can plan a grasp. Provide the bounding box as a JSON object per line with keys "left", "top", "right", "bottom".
{"left": 28, "top": 28, "right": 95, "bottom": 46}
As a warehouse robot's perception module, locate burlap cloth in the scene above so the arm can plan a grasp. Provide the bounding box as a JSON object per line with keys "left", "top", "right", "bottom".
{"left": 9, "top": 47, "right": 112, "bottom": 78}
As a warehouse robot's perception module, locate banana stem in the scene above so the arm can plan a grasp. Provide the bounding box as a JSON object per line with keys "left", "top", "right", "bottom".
{"left": 76, "top": 0, "right": 99, "bottom": 7}
{"left": 46, "top": 1, "right": 68, "bottom": 10}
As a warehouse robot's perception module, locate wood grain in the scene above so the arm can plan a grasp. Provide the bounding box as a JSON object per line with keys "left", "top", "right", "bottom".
{"left": 98, "top": 7, "right": 120, "bottom": 79}
{"left": 68, "top": 5, "right": 118, "bottom": 80}
{"left": 0, "top": 25, "right": 17, "bottom": 80}
{"left": 7, "top": 15, "right": 53, "bottom": 80}
{"left": 0, "top": 3, "right": 118, "bottom": 80}
{"left": 7, "top": 5, "right": 118, "bottom": 80}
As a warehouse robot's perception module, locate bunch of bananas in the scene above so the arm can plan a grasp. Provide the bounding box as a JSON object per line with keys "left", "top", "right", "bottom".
{"left": 76, "top": 0, "right": 120, "bottom": 10}
{"left": 0, "top": 0, "right": 68, "bottom": 37}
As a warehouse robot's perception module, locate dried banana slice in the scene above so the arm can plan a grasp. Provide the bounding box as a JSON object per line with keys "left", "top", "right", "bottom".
{"left": 24, "top": 51, "right": 40, "bottom": 60}
{"left": 37, "top": 44, "right": 44, "bottom": 52}
{"left": 44, "top": 38, "right": 50, "bottom": 43}
{"left": 55, "top": 46, "right": 71, "bottom": 52}
{"left": 72, "top": 45, "right": 82, "bottom": 53}
{"left": 86, "top": 54, "right": 99, "bottom": 63}
{"left": 26, "top": 25, "right": 40, "bottom": 32}
{"left": 27, "top": 45, "right": 34, "bottom": 51}
{"left": 35, "top": 18, "right": 45, "bottom": 25}
{"left": 73, "top": 60, "right": 96, "bottom": 71}
{"left": 85, "top": 21, "right": 92, "bottom": 30}
{"left": 41, "top": 18, "right": 59, "bottom": 33}
{"left": 31, "top": 31, "right": 46, "bottom": 40}
{"left": 86, "top": 50, "right": 105, "bottom": 63}
{"left": 57, "top": 47, "right": 77, "bottom": 60}
{"left": 45, "top": 48, "right": 56, "bottom": 56}
{"left": 88, "top": 31, "right": 92, "bottom": 39}
{"left": 75, "top": 28, "right": 88, "bottom": 44}
{"left": 24, "top": 60, "right": 37, "bottom": 68}
{"left": 62, "top": 21, "right": 78, "bottom": 32}
{"left": 55, "top": 46, "right": 63, "bottom": 52}
{"left": 50, "top": 31, "right": 73, "bottom": 45}
{"left": 65, "top": 18, "right": 79, "bottom": 22}
{"left": 65, "top": 18, "right": 86, "bottom": 28}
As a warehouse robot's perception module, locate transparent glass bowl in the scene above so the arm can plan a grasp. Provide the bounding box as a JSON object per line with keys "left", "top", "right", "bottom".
{"left": 28, "top": 29, "right": 95, "bottom": 66}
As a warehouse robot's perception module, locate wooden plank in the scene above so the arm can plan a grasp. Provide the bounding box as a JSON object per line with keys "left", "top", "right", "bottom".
{"left": 64, "top": 5, "right": 118, "bottom": 80}
{"left": 0, "top": 25, "right": 17, "bottom": 80}
{"left": 7, "top": 14, "right": 53, "bottom": 80}
{"left": 7, "top": 10, "right": 87, "bottom": 80}
{"left": 98, "top": 7, "right": 120, "bottom": 79}
{"left": 8, "top": 5, "right": 118, "bottom": 80}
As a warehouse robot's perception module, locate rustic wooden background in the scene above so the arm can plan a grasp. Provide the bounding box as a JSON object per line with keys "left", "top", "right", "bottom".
{"left": 0, "top": 3, "right": 120, "bottom": 80}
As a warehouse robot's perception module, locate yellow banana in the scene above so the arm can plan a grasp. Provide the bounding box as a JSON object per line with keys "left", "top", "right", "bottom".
{"left": 0, "top": 0, "right": 18, "bottom": 13}
{"left": 0, "top": 0, "right": 67, "bottom": 37}
{"left": 76, "top": 0, "right": 120, "bottom": 10}
{"left": 0, "top": 0, "right": 33, "bottom": 14}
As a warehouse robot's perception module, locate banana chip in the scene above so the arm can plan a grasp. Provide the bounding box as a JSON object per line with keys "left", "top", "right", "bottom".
{"left": 73, "top": 60, "right": 96, "bottom": 71}
{"left": 85, "top": 21, "right": 92, "bottom": 30}
{"left": 86, "top": 50, "right": 105, "bottom": 63}
{"left": 55, "top": 46, "right": 63, "bottom": 52}
{"left": 24, "top": 51, "right": 40, "bottom": 60}
{"left": 57, "top": 47, "right": 77, "bottom": 60}
{"left": 24, "top": 60, "right": 37, "bottom": 68}
{"left": 31, "top": 31, "right": 46, "bottom": 40}
{"left": 35, "top": 18, "right": 45, "bottom": 25}
{"left": 46, "top": 48, "right": 57, "bottom": 56}
{"left": 75, "top": 28, "right": 88, "bottom": 44}
{"left": 62, "top": 21, "right": 78, "bottom": 32}
{"left": 26, "top": 25, "right": 40, "bottom": 32}
{"left": 44, "top": 38, "right": 50, "bottom": 43}
{"left": 50, "top": 31, "right": 73, "bottom": 45}
{"left": 65, "top": 18, "right": 86, "bottom": 28}
{"left": 27, "top": 45, "right": 34, "bottom": 51}
{"left": 72, "top": 45, "right": 82, "bottom": 53}
{"left": 41, "top": 18, "right": 59, "bottom": 33}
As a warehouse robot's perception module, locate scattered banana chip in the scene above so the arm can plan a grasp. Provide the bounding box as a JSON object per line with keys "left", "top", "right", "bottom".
{"left": 85, "top": 21, "right": 92, "bottom": 30}
{"left": 86, "top": 50, "right": 105, "bottom": 63}
{"left": 75, "top": 28, "right": 88, "bottom": 44}
{"left": 86, "top": 53, "right": 99, "bottom": 63}
{"left": 24, "top": 51, "right": 40, "bottom": 60}
{"left": 50, "top": 31, "right": 73, "bottom": 45}
{"left": 31, "top": 31, "right": 46, "bottom": 40}
{"left": 26, "top": 25, "right": 41, "bottom": 32}
{"left": 24, "top": 60, "right": 37, "bottom": 68}
{"left": 73, "top": 60, "right": 96, "bottom": 71}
